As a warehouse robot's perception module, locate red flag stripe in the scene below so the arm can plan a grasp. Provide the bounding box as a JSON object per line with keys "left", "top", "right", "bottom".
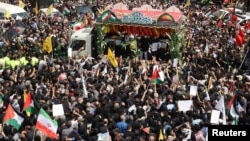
{"left": 227, "top": 94, "right": 236, "bottom": 109}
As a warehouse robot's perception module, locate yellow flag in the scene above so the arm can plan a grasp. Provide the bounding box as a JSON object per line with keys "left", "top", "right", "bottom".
{"left": 186, "top": 12, "right": 190, "bottom": 20}
{"left": 42, "top": 36, "right": 52, "bottom": 54}
{"left": 218, "top": 11, "right": 225, "bottom": 20}
{"left": 84, "top": 16, "right": 88, "bottom": 26}
{"left": 184, "top": 0, "right": 191, "bottom": 8}
{"left": 35, "top": 0, "right": 39, "bottom": 15}
{"left": 229, "top": 2, "right": 235, "bottom": 8}
{"left": 19, "top": 0, "right": 26, "bottom": 8}
{"left": 97, "top": 8, "right": 105, "bottom": 14}
{"left": 107, "top": 48, "right": 118, "bottom": 68}
{"left": 45, "top": 4, "right": 54, "bottom": 15}
{"left": 207, "top": 76, "right": 212, "bottom": 90}
{"left": 5, "top": 10, "right": 11, "bottom": 19}
{"left": 187, "top": 39, "right": 191, "bottom": 48}
{"left": 23, "top": 90, "right": 30, "bottom": 117}
{"left": 158, "top": 129, "right": 164, "bottom": 140}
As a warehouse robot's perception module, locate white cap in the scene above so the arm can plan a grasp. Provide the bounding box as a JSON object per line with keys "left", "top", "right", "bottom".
{"left": 76, "top": 78, "right": 81, "bottom": 82}
{"left": 236, "top": 75, "right": 243, "bottom": 80}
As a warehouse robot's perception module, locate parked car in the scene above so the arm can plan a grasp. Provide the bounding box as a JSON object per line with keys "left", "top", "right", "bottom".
{"left": 39, "top": 8, "right": 64, "bottom": 18}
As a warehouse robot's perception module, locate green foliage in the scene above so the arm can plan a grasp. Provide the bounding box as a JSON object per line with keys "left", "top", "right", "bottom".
{"left": 95, "top": 25, "right": 106, "bottom": 54}
{"left": 131, "top": 48, "right": 141, "bottom": 58}
{"left": 166, "top": 27, "right": 185, "bottom": 60}
{"left": 121, "top": 39, "right": 141, "bottom": 58}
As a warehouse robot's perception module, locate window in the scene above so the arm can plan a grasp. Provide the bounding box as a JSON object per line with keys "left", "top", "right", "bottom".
{"left": 212, "top": 10, "right": 224, "bottom": 18}
{"left": 11, "top": 12, "right": 29, "bottom": 19}
{"left": 70, "top": 40, "right": 86, "bottom": 51}
{"left": 224, "top": 14, "right": 229, "bottom": 21}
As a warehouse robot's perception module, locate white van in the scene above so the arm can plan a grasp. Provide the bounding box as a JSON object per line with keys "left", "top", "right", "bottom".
{"left": 0, "top": 2, "right": 29, "bottom": 21}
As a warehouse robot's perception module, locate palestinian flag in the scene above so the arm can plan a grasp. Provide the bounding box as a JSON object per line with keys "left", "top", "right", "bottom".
{"left": 22, "top": 91, "right": 35, "bottom": 115}
{"left": 35, "top": 108, "right": 58, "bottom": 139}
{"left": 110, "top": 13, "right": 117, "bottom": 21}
{"left": 151, "top": 68, "right": 164, "bottom": 84}
{"left": 3, "top": 104, "right": 24, "bottom": 130}
{"left": 142, "top": 127, "right": 150, "bottom": 134}
{"left": 228, "top": 81, "right": 234, "bottom": 96}
{"left": 227, "top": 93, "right": 236, "bottom": 109}
{"left": 63, "top": 6, "right": 70, "bottom": 15}
{"left": 71, "top": 22, "right": 84, "bottom": 31}
{"left": 227, "top": 93, "right": 239, "bottom": 125}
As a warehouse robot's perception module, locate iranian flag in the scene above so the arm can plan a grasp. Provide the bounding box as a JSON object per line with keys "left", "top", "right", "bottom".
{"left": 151, "top": 68, "right": 164, "bottom": 84}
{"left": 36, "top": 108, "right": 58, "bottom": 139}
{"left": 3, "top": 104, "right": 24, "bottom": 130}
{"left": 63, "top": 6, "right": 70, "bottom": 15}
{"left": 71, "top": 22, "right": 84, "bottom": 31}
{"left": 102, "top": 11, "right": 116, "bottom": 22}
{"left": 22, "top": 91, "right": 35, "bottom": 114}
{"left": 101, "top": 11, "right": 110, "bottom": 22}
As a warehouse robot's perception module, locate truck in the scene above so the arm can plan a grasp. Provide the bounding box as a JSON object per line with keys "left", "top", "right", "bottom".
{"left": 68, "top": 27, "right": 97, "bottom": 58}
{"left": 68, "top": 27, "right": 123, "bottom": 58}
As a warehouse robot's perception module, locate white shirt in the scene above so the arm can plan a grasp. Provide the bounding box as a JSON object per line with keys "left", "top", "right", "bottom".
{"left": 151, "top": 42, "right": 159, "bottom": 52}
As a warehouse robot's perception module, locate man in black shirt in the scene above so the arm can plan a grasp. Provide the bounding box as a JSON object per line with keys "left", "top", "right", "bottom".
{"left": 139, "top": 36, "right": 150, "bottom": 60}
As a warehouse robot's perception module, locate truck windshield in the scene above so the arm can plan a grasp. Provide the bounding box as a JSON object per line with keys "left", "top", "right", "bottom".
{"left": 11, "top": 12, "right": 29, "bottom": 19}
{"left": 70, "top": 40, "right": 86, "bottom": 51}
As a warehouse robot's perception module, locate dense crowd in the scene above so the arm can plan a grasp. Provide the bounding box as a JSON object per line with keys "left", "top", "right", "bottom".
{"left": 0, "top": 0, "right": 250, "bottom": 141}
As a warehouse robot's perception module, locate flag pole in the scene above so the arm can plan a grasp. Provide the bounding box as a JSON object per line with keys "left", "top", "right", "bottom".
{"left": 238, "top": 47, "right": 249, "bottom": 70}
{"left": 141, "top": 81, "right": 151, "bottom": 102}
{"left": 32, "top": 129, "right": 37, "bottom": 141}
{"left": 51, "top": 36, "right": 54, "bottom": 65}
{"left": 50, "top": 36, "right": 54, "bottom": 66}
{"left": 51, "top": 49, "right": 54, "bottom": 65}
